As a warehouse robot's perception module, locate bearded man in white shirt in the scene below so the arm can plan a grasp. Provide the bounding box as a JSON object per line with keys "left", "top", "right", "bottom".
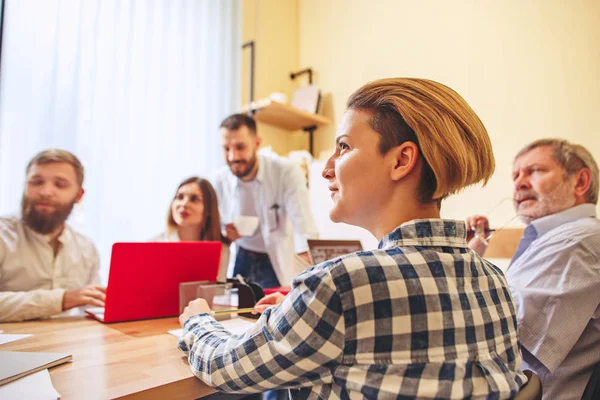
{"left": 214, "top": 114, "right": 319, "bottom": 290}
{"left": 0, "top": 149, "right": 105, "bottom": 322}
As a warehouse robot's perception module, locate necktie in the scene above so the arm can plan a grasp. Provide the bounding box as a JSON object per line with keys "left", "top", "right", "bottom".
{"left": 510, "top": 225, "right": 538, "bottom": 265}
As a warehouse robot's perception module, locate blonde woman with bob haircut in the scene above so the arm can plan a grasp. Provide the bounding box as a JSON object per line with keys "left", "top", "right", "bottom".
{"left": 154, "top": 177, "right": 229, "bottom": 282}
{"left": 177, "top": 79, "right": 526, "bottom": 399}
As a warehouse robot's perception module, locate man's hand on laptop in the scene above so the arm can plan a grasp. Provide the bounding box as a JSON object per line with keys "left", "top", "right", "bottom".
{"left": 62, "top": 285, "right": 107, "bottom": 310}
{"left": 180, "top": 298, "right": 212, "bottom": 327}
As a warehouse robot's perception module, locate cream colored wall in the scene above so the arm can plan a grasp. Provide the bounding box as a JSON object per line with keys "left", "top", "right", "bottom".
{"left": 242, "top": 0, "right": 309, "bottom": 155}
{"left": 298, "top": 0, "right": 600, "bottom": 228}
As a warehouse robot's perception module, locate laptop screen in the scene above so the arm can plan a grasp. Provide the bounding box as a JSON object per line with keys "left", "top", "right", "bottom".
{"left": 307, "top": 239, "right": 364, "bottom": 264}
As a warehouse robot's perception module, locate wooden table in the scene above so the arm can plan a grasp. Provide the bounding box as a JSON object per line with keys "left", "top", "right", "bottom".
{"left": 0, "top": 317, "right": 226, "bottom": 399}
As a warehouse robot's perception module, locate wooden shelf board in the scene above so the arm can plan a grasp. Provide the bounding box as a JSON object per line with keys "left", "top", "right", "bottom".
{"left": 244, "top": 100, "right": 331, "bottom": 131}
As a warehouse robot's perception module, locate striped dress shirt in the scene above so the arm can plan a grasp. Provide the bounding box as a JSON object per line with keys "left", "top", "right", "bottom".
{"left": 179, "top": 219, "right": 526, "bottom": 399}
{"left": 506, "top": 204, "right": 600, "bottom": 400}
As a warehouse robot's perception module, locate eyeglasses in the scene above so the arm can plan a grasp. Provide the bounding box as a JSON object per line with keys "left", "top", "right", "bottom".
{"left": 471, "top": 197, "right": 524, "bottom": 246}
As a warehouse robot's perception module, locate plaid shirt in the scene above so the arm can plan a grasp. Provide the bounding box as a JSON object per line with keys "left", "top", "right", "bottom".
{"left": 179, "top": 219, "right": 526, "bottom": 399}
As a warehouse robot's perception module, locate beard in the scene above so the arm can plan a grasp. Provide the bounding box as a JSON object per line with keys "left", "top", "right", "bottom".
{"left": 228, "top": 153, "right": 257, "bottom": 179}
{"left": 21, "top": 195, "right": 77, "bottom": 235}
{"left": 514, "top": 179, "right": 576, "bottom": 224}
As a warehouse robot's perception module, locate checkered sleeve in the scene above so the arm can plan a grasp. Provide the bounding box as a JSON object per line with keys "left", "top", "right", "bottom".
{"left": 178, "top": 266, "right": 345, "bottom": 393}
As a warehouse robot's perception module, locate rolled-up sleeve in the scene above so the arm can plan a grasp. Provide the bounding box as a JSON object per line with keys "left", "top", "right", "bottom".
{"left": 0, "top": 289, "right": 65, "bottom": 322}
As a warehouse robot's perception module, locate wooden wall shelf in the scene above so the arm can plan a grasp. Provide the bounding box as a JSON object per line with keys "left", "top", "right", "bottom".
{"left": 242, "top": 100, "right": 331, "bottom": 154}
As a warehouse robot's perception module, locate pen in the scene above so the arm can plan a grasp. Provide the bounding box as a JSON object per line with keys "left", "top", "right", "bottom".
{"left": 466, "top": 228, "right": 496, "bottom": 235}
{"left": 213, "top": 308, "right": 256, "bottom": 315}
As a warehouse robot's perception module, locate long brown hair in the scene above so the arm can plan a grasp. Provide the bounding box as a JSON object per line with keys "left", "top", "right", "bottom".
{"left": 167, "top": 177, "right": 228, "bottom": 243}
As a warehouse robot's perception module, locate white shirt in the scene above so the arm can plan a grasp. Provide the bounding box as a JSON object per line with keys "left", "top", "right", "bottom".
{"left": 236, "top": 179, "right": 267, "bottom": 252}
{"left": 214, "top": 153, "right": 319, "bottom": 285}
{"left": 153, "top": 231, "right": 230, "bottom": 282}
{"left": 0, "top": 216, "right": 100, "bottom": 322}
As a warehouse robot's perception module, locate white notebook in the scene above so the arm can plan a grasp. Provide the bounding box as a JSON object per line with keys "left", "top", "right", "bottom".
{"left": 291, "top": 85, "right": 321, "bottom": 114}
{"left": 0, "top": 351, "right": 72, "bottom": 386}
{"left": 0, "top": 369, "right": 61, "bottom": 399}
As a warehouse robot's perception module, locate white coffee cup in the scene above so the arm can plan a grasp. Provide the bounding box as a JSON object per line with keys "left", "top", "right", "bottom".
{"left": 233, "top": 216, "right": 259, "bottom": 236}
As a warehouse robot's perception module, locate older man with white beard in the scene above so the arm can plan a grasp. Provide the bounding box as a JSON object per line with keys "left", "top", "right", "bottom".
{"left": 467, "top": 139, "right": 600, "bottom": 400}
{"left": 0, "top": 149, "right": 105, "bottom": 322}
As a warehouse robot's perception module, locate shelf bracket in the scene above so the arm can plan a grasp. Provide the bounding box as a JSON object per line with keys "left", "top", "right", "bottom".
{"left": 242, "top": 41, "right": 256, "bottom": 115}
{"left": 303, "top": 125, "right": 317, "bottom": 156}
{"left": 290, "top": 68, "right": 313, "bottom": 85}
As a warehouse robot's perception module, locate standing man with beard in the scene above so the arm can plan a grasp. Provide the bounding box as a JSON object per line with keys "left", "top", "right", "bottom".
{"left": 0, "top": 149, "right": 105, "bottom": 322}
{"left": 214, "top": 114, "right": 318, "bottom": 289}
{"left": 467, "top": 139, "right": 600, "bottom": 399}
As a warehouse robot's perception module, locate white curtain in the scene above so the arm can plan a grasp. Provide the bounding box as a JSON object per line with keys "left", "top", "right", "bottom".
{"left": 0, "top": 0, "right": 241, "bottom": 282}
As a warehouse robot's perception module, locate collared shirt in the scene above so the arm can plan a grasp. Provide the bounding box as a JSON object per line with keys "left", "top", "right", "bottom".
{"left": 179, "top": 219, "right": 526, "bottom": 399}
{"left": 237, "top": 179, "right": 267, "bottom": 252}
{"left": 153, "top": 231, "right": 230, "bottom": 282}
{"left": 214, "top": 153, "right": 319, "bottom": 285}
{"left": 0, "top": 216, "right": 100, "bottom": 322}
{"left": 506, "top": 203, "right": 600, "bottom": 400}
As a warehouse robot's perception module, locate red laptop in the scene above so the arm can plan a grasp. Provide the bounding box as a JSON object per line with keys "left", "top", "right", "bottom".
{"left": 86, "top": 242, "right": 222, "bottom": 323}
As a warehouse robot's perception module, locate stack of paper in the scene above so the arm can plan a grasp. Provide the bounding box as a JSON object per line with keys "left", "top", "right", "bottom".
{"left": 0, "top": 369, "right": 61, "bottom": 400}
{"left": 0, "top": 351, "right": 70, "bottom": 400}
{"left": 0, "top": 331, "right": 68, "bottom": 399}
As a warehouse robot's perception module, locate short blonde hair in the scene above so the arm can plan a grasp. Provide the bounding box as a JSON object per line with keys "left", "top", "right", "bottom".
{"left": 26, "top": 149, "right": 84, "bottom": 187}
{"left": 347, "top": 78, "right": 495, "bottom": 202}
{"left": 516, "top": 139, "right": 599, "bottom": 204}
